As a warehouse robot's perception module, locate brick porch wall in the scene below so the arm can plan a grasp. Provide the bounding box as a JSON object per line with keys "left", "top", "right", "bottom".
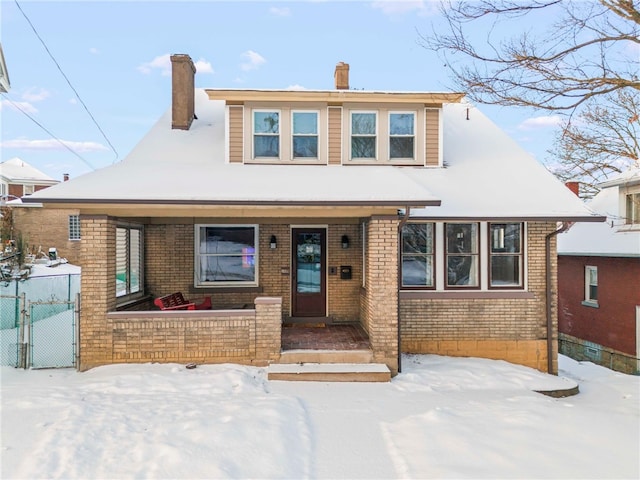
{"left": 400, "top": 222, "right": 558, "bottom": 374}
{"left": 362, "top": 217, "right": 399, "bottom": 374}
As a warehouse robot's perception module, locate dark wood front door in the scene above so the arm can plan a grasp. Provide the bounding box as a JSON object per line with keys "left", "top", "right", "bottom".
{"left": 292, "top": 228, "right": 326, "bottom": 317}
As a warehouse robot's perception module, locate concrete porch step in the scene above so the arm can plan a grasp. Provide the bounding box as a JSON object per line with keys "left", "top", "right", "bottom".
{"left": 268, "top": 362, "right": 391, "bottom": 382}
{"left": 279, "top": 349, "right": 373, "bottom": 364}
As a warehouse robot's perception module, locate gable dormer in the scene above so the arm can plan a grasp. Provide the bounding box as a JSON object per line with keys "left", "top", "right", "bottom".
{"left": 206, "top": 63, "right": 463, "bottom": 167}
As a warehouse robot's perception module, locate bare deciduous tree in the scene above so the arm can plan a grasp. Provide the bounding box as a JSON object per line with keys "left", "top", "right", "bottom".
{"left": 422, "top": 0, "right": 640, "bottom": 111}
{"left": 546, "top": 89, "right": 639, "bottom": 198}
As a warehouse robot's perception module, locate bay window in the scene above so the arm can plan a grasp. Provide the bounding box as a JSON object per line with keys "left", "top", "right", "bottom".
{"left": 195, "top": 225, "right": 258, "bottom": 286}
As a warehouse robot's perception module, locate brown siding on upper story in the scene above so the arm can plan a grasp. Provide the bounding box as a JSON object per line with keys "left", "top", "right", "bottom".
{"left": 425, "top": 108, "right": 440, "bottom": 167}
{"left": 229, "top": 105, "right": 244, "bottom": 163}
{"left": 328, "top": 106, "right": 342, "bottom": 165}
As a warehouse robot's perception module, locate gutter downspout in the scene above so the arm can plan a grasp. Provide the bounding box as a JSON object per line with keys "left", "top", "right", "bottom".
{"left": 545, "top": 222, "right": 572, "bottom": 374}
{"left": 397, "top": 206, "right": 411, "bottom": 374}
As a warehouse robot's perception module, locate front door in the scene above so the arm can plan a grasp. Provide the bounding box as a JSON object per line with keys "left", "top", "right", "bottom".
{"left": 292, "top": 228, "right": 326, "bottom": 317}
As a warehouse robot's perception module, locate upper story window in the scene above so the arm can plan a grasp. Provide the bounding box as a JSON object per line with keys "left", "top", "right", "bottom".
{"left": 23, "top": 184, "right": 35, "bottom": 196}
{"left": 389, "top": 112, "right": 415, "bottom": 159}
{"left": 253, "top": 111, "right": 280, "bottom": 158}
{"left": 625, "top": 193, "right": 640, "bottom": 224}
{"left": 446, "top": 223, "right": 479, "bottom": 288}
{"left": 292, "top": 111, "right": 318, "bottom": 159}
{"left": 489, "top": 223, "right": 523, "bottom": 288}
{"left": 351, "top": 112, "right": 377, "bottom": 159}
{"left": 195, "top": 225, "right": 258, "bottom": 287}
{"left": 401, "top": 223, "right": 435, "bottom": 288}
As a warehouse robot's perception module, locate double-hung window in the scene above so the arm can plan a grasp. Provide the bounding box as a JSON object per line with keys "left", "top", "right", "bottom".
{"left": 253, "top": 111, "right": 280, "bottom": 158}
{"left": 292, "top": 111, "right": 318, "bottom": 159}
{"left": 389, "top": 112, "right": 415, "bottom": 159}
{"left": 351, "top": 112, "right": 376, "bottom": 159}
{"left": 584, "top": 265, "right": 598, "bottom": 306}
{"left": 401, "top": 223, "right": 435, "bottom": 288}
{"left": 116, "top": 225, "right": 143, "bottom": 299}
{"left": 195, "top": 225, "right": 258, "bottom": 286}
{"left": 489, "top": 223, "right": 523, "bottom": 288}
{"left": 626, "top": 193, "right": 640, "bottom": 225}
{"left": 445, "top": 223, "right": 479, "bottom": 288}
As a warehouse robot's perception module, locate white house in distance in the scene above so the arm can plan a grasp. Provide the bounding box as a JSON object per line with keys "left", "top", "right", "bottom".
{"left": 25, "top": 55, "right": 603, "bottom": 379}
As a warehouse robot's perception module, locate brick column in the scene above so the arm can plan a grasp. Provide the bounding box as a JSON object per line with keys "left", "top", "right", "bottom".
{"left": 254, "top": 297, "right": 282, "bottom": 364}
{"left": 364, "top": 218, "right": 399, "bottom": 374}
{"left": 78, "top": 215, "right": 116, "bottom": 371}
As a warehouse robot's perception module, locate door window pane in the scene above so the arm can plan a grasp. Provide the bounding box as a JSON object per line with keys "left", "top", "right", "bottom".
{"left": 296, "top": 233, "right": 321, "bottom": 293}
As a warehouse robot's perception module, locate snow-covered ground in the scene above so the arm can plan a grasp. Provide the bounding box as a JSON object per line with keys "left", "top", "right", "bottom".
{"left": 1, "top": 355, "right": 638, "bottom": 479}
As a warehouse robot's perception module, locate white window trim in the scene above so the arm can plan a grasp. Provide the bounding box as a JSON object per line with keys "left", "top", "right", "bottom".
{"left": 291, "top": 109, "right": 320, "bottom": 160}
{"left": 194, "top": 224, "right": 259, "bottom": 288}
{"left": 252, "top": 109, "right": 281, "bottom": 160}
{"left": 349, "top": 110, "right": 378, "bottom": 161}
{"left": 388, "top": 111, "right": 416, "bottom": 161}
{"left": 583, "top": 265, "right": 599, "bottom": 307}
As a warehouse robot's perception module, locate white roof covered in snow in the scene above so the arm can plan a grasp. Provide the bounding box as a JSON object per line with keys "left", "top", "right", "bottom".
{"left": 558, "top": 173, "right": 640, "bottom": 257}
{"left": 25, "top": 89, "right": 601, "bottom": 221}
{"left": 0, "top": 157, "right": 58, "bottom": 185}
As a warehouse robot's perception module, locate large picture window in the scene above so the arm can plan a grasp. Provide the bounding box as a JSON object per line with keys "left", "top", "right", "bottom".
{"left": 489, "top": 223, "right": 523, "bottom": 288}
{"left": 389, "top": 112, "right": 415, "bottom": 159}
{"left": 116, "top": 225, "right": 143, "bottom": 299}
{"left": 292, "top": 111, "right": 318, "bottom": 158}
{"left": 446, "top": 223, "right": 479, "bottom": 288}
{"left": 351, "top": 112, "right": 376, "bottom": 159}
{"left": 195, "top": 225, "right": 258, "bottom": 286}
{"left": 401, "top": 223, "right": 434, "bottom": 287}
{"left": 253, "top": 111, "right": 280, "bottom": 158}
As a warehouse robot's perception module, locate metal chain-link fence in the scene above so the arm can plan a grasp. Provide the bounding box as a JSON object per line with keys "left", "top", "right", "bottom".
{"left": 1, "top": 273, "right": 79, "bottom": 369}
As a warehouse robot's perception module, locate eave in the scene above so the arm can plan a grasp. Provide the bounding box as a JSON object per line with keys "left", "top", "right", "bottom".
{"left": 205, "top": 89, "right": 465, "bottom": 106}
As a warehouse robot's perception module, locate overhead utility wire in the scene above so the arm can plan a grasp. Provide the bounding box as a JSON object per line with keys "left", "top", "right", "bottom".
{"left": 1, "top": 93, "right": 97, "bottom": 171}
{"left": 14, "top": 0, "right": 119, "bottom": 163}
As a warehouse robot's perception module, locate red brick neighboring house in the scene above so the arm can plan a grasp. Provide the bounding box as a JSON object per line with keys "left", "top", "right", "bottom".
{"left": 25, "top": 55, "right": 604, "bottom": 375}
{"left": 558, "top": 169, "right": 640, "bottom": 374}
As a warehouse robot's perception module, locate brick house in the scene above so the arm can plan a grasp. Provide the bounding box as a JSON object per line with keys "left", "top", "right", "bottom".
{"left": 1, "top": 158, "right": 81, "bottom": 265}
{"left": 25, "top": 55, "right": 603, "bottom": 375}
{"left": 558, "top": 169, "right": 640, "bottom": 374}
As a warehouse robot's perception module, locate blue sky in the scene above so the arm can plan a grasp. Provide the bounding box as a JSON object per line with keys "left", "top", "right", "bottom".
{"left": 1, "top": 0, "right": 563, "bottom": 181}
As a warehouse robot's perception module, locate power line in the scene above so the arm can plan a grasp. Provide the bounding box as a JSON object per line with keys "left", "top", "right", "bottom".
{"left": 1, "top": 93, "right": 97, "bottom": 171}
{"left": 13, "top": 0, "right": 119, "bottom": 162}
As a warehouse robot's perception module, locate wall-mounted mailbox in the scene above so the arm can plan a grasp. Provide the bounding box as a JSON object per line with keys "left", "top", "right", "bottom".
{"left": 340, "top": 265, "right": 352, "bottom": 280}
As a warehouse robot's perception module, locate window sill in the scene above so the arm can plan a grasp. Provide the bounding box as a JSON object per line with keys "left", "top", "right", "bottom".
{"left": 400, "top": 291, "right": 535, "bottom": 300}
{"left": 581, "top": 300, "right": 599, "bottom": 308}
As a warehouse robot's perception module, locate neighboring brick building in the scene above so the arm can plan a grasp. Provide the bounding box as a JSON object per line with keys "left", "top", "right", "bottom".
{"left": 558, "top": 169, "right": 640, "bottom": 374}
{"left": 26, "top": 55, "right": 603, "bottom": 375}
{"left": 1, "top": 158, "right": 81, "bottom": 265}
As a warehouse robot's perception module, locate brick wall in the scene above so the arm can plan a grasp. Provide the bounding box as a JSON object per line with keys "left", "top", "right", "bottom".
{"left": 399, "top": 222, "right": 558, "bottom": 373}
{"left": 362, "top": 217, "right": 399, "bottom": 374}
{"left": 11, "top": 207, "right": 82, "bottom": 265}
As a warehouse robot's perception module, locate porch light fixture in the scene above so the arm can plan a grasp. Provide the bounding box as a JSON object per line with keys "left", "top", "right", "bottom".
{"left": 270, "top": 235, "right": 277, "bottom": 249}
{"left": 341, "top": 235, "right": 350, "bottom": 249}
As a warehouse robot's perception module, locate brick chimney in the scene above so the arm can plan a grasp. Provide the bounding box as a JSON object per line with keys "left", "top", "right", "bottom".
{"left": 170, "top": 54, "right": 196, "bottom": 130}
{"left": 63, "top": 173, "right": 69, "bottom": 182}
{"left": 565, "top": 181, "right": 580, "bottom": 196}
{"left": 334, "top": 62, "right": 349, "bottom": 90}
